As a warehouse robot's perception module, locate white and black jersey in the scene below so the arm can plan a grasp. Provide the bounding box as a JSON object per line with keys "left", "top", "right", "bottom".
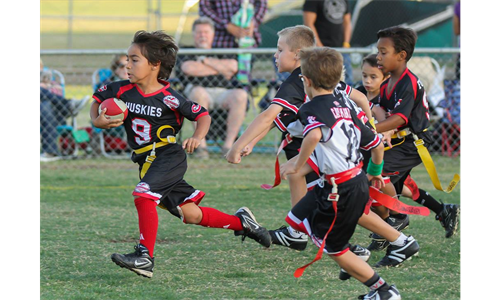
{"left": 298, "top": 93, "right": 381, "bottom": 176}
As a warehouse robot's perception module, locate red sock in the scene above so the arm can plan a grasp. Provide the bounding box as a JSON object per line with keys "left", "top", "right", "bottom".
{"left": 198, "top": 206, "right": 243, "bottom": 231}
{"left": 134, "top": 197, "right": 158, "bottom": 257}
{"left": 403, "top": 176, "right": 420, "bottom": 200}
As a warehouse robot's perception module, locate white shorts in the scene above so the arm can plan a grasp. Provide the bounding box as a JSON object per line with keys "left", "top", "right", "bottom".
{"left": 184, "top": 84, "right": 234, "bottom": 110}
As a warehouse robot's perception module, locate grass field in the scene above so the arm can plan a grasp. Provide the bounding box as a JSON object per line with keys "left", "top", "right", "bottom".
{"left": 40, "top": 155, "right": 460, "bottom": 300}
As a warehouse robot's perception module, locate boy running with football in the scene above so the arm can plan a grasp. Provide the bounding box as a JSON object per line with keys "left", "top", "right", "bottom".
{"left": 90, "top": 30, "right": 270, "bottom": 279}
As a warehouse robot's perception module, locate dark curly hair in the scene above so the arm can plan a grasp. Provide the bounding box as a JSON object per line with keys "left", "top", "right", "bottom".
{"left": 377, "top": 26, "right": 417, "bottom": 62}
{"left": 132, "top": 30, "right": 179, "bottom": 79}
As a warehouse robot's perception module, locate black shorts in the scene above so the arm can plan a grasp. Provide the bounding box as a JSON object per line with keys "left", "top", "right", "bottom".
{"left": 132, "top": 143, "right": 205, "bottom": 219}
{"left": 288, "top": 174, "right": 369, "bottom": 254}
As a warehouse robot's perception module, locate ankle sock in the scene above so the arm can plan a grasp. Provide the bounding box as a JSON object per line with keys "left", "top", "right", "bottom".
{"left": 364, "top": 273, "right": 389, "bottom": 292}
{"left": 389, "top": 232, "right": 407, "bottom": 246}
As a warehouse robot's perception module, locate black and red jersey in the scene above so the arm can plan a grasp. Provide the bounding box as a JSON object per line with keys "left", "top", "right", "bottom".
{"left": 378, "top": 68, "right": 430, "bottom": 134}
{"left": 92, "top": 79, "right": 208, "bottom": 151}
{"left": 271, "top": 67, "right": 307, "bottom": 132}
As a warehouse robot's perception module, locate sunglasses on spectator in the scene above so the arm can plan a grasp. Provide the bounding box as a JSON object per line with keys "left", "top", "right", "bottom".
{"left": 117, "top": 63, "right": 127, "bottom": 69}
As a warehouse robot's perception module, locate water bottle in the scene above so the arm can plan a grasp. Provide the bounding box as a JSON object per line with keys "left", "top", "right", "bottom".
{"left": 232, "top": 0, "right": 255, "bottom": 85}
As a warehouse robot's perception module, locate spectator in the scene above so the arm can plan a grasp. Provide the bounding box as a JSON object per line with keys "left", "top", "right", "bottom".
{"left": 199, "top": 0, "right": 268, "bottom": 49}
{"left": 40, "top": 59, "right": 90, "bottom": 161}
{"left": 97, "top": 54, "right": 129, "bottom": 87}
{"left": 92, "top": 53, "right": 130, "bottom": 152}
{"left": 453, "top": 0, "right": 460, "bottom": 80}
{"left": 302, "top": 0, "right": 353, "bottom": 85}
{"left": 178, "top": 17, "right": 248, "bottom": 157}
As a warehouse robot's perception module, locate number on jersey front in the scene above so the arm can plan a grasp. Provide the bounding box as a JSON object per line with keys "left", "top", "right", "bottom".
{"left": 132, "top": 118, "right": 152, "bottom": 145}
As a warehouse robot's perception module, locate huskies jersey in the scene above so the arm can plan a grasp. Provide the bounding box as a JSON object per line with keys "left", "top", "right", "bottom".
{"left": 378, "top": 68, "right": 430, "bottom": 134}
{"left": 93, "top": 79, "right": 208, "bottom": 151}
{"left": 298, "top": 94, "right": 381, "bottom": 176}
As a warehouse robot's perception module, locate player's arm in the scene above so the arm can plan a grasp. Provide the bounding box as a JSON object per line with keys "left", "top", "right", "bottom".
{"left": 280, "top": 127, "right": 321, "bottom": 180}
{"left": 183, "top": 114, "right": 211, "bottom": 154}
{"left": 375, "top": 113, "right": 405, "bottom": 133}
{"left": 226, "top": 104, "right": 283, "bottom": 163}
{"left": 367, "top": 142, "right": 385, "bottom": 189}
{"left": 90, "top": 100, "right": 123, "bottom": 129}
{"left": 372, "top": 105, "right": 387, "bottom": 123}
{"left": 350, "top": 89, "right": 372, "bottom": 120}
{"left": 241, "top": 122, "right": 275, "bottom": 157}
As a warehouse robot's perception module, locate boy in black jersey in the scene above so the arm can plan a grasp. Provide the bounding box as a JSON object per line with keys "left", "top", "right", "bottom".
{"left": 90, "top": 30, "right": 270, "bottom": 278}
{"left": 226, "top": 25, "right": 318, "bottom": 250}
{"left": 374, "top": 26, "right": 459, "bottom": 238}
{"left": 280, "top": 47, "right": 401, "bottom": 300}
{"left": 226, "top": 25, "right": 372, "bottom": 250}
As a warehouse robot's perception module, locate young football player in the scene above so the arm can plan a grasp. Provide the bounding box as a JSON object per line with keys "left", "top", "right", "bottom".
{"left": 357, "top": 54, "right": 424, "bottom": 251}
{"left": 374, "top": 26, "right": 459, "bottom": 239}
{"left": 280, "top": 47, "right": 401, "bottom": 300}
{"left": 226, "top": 25, "right": 372, "bottom": 251}
{"left": 90, "top": 30, "right": 270, "bottom": 279}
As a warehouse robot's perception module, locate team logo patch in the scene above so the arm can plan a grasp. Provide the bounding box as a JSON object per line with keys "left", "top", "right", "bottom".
{"left": 163, "top": 95, "right": 179, "bottom": 110}
{"left": 97, "top": 85, "right": 108, "bottom": 92}
{"left": 134, "top": 182, "right": 150, "bottom": 193}
{"left": 307, "top": 115, "right": 316, "bottom": 124}
{"left": 191, "top": 103, "right": 201, "bottom": 113}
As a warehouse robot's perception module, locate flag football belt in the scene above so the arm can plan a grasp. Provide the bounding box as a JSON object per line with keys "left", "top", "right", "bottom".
{"left": 385, "top": 127, "right": 460, "bottom": 193}
{"left": 369, "top": 186, "right": 430, "bottom": 216}
{"left": 294, "top": 177, "right": 339, "bottom": 278}
{"left": 261, "top": 133, "right": 293, "bottom": 190}
{"left": 134, "top": 125, "right": 176, "bottom": 179}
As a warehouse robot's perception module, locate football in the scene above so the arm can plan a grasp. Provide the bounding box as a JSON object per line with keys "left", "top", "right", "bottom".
{"left": 98, "top": 98, "right": 128, "bottom": 121}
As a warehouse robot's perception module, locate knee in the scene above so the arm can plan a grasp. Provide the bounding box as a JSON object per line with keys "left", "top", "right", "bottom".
{"left": 229, "top": 89, "right": 248, "bottom": 109}
{"left": 189, "top": 86, "right": 210, "bottom": 107}
{"left": 181, "top": 204, "right": 203, "bottom": 224}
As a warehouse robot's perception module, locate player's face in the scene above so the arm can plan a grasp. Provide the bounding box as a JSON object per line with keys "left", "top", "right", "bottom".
{"left": 361, "top": 62, "right": 386, "bottom": 95}
{"left": 376, "top": 37, "right": 401, "bottom": 74}
{"left": 274, "top": 37, "right": 298, "bottom": 73}
{"left": 126, "top": 43, "right": 156, "bottom": 85}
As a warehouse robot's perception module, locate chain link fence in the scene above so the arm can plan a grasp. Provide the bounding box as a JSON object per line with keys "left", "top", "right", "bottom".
{"left": 40, "top": 47, "right": 460, "bottom": 168}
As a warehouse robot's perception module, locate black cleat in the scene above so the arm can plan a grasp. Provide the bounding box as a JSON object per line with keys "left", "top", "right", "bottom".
{"left": 358, "top": 285, "right": 401, "bottom": 300}
{"left": 375, "top": 236, "right": 419, "bottom": 268}
{"left": 367, "top": 214, "right": 410, "bottom": 252}
{"left": 436, "top": 203, "right": 460, "bottom": 238}
{"left": 111, "top": 244, "right": 154, "bottom": 278}
{"left": 234, "top": 207, "right": 271, "bottom": 248}
{"left": 339, "top": 245, "right": 371, "bottom": 280}
{"left": 269, "top": 226, "right": 308, "bottom": 251}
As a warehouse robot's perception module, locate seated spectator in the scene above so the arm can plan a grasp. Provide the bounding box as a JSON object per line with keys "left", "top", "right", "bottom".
{"left": 96, "top": 54, "right": 129, "bottom": 88}
{"left": 178, "top": 17, "right": 248, "bottom": 157}
{"left": 40, "top": 59, "right": 89, "bottom": 161}
{"left": 92, "top": 54, "right": 130, "bottom": 155}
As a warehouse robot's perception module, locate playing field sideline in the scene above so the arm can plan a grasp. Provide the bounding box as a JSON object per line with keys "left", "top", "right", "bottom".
{"left": 40, "top": 155, "right": 460, "bottom": 299}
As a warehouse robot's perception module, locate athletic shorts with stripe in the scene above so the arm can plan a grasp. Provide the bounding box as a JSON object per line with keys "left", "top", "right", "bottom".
{"left": 131, "top": 143, "right": 205, "bottom": 219}
{"left": 287, "top": 173, "right": 369, "bottom": 255}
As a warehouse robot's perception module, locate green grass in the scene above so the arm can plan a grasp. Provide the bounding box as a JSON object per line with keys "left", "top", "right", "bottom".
{"left": 40, "top": 155, "right": 460, "bottom": 300}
